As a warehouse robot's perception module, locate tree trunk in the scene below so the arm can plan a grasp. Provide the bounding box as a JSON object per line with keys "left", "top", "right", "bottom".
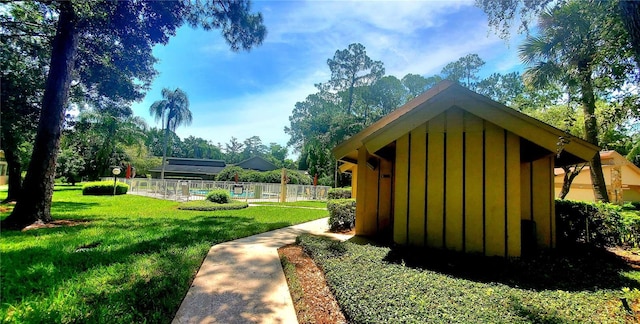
{"left": 619, "top": 0, "right": 640, "bottom": 65}
{"left": 2, "top": 140, "right": 23, "bottom": 203}
{"left": 1, "top": 1, "right": 79, "bottom": 229}
{"left": 558, "top": 164, "right": 586, "bottom": 199}
{"left": 578, "top": 65, "right": 609, "bottom": 202}
{"left": 160, "top": 114, "right": 169, "bottom": 179}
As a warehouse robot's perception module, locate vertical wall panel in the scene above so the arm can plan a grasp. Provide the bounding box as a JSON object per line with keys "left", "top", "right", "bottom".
{"left": 445, "top": 109, "right": 464, "bottom": 251}
{"left": 484, "top": 122, "right": 506, "bottom": 256}
{"left": 377, "top": 158, "right": 393, "bottom": 233}
{"left": 364, "top": 153, "right": 380, "bottom": 235}
{"left": 351, "top": 166, "right": 358, "bottom": 202}
{"left": 464, "top": 113, "right": 484, "bottom": 253}
{"left": 408, "top": 124, "right": 427, "bottom": 246}
{"left": 532, "top": 156, "right": 553, "bottom": 248}
{"left": 520, "top": 162, "right": 532, "bottom": 221}
{"left": 355, "top": 148, "right": 367, "bottom": 235}
{"left": 506, "top": 132, "right": 521, "bottom": 257}
{"left": 426, "top": 113, "right": 446, "bottom": 248}
{"left": 548, "top": 155, "right": 556, "bottom": 248}
{"left": 394, "top": 134, "right": 410, "bottom": 244}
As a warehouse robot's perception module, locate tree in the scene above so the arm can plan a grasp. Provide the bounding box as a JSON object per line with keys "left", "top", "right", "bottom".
{"left": 0, "top": 2, "right": 53, "bottom": 202}
{"left": 225, "top": 137, "right": 244, "bottom": 163}
{"left": 476, "top": 0, "right": 640, "bottom": 65}
{"left": 56, "top": 148, "right": 84, "bottom": 185}
{"left": 401, "top": 74, "right": 442, "bottom": 99}
{"left": 475, "top": 72, "right": 524, "bottom": 106}
{"left": 326, "top": 43, "right": 384, "bottom": 115}
{"left": 3, "top": 0, "right": 266, "bottom": 229}
{"left": 241, "top": 135, "right": 267, "bottom": 160}
{"left": 519, "top": 1, "right": 637, "bottom": 202}
{"left": 440, "top": 54, "right": 485, "bottom": 90}
{"left": 363, "top": 76, "right": 408, "bottom": 123}
{"left": 149, "top": 88, "right": 192, "bottom": 179}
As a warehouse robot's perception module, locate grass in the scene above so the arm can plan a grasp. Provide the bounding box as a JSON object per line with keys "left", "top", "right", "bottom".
{"left": 251, "top": 200, "right": 327, "bottom": 208}
{"left": 298, "top": 234, "right": 640, "bottom": 323}
{"left": 178, "top": 199, "right": 249, "bottom": 211}
{"left": 0, "top": 186, "right": 328, "bottom": 323}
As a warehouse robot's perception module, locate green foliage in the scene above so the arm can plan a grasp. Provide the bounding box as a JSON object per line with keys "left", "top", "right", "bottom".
{"left": 56, "top": 147, "right": 85, "bottom": 184}
{"left": 555, "top": 199, "right": 629, "bottom": 247}
{"left": 328, "top": 188, "right": 352, "bottom": 199}
{"left": 178, "top": 199, "right": 247, "bottom": 211}
{"left": 297, "top": 234, "right": 639, "bottom": 323}
{"left": 215, "top": 166, "right": 312, "bottom": 185}
{"left": 82, "top": 181, "right": 129, "bottom": 195}
{"left": 205, "top": 189, "right": 231, "bottom": 204}
{"left": 327, "top": 199, "right": 355, "bottom": 231}
{"left": 440, "top": 53, "right": 486, "bottom": 90}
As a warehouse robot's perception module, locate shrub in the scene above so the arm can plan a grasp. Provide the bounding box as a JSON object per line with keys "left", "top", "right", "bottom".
{"left": 620, "top": 212, "right": 640, "bottom": 248}
{"left": 178, "top": 200, "right": 248, "bottom": 211}
{"left": 327, "top": 198, "right": 355, "bottom": 232}
{"left": 555, "top": 199, "right": 624, "bottom": 248}
{"left": 206, "top": 189, "right": 231, "bottom": 204}
{"left": 328, "top": 188, "right": 351, "bottom": 200}
{"left": 82, "top": 181, "right": 128, "bottom": 195}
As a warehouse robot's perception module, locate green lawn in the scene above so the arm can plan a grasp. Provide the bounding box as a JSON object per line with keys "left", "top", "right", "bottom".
{"left": 0, "top": 187, "right": 328, "bottom": 323}
{"left": 251, "top": 200, "right": 327, "bottom": 208}
{"left": 298, "top": 235, "right": 640, "bottom": 323}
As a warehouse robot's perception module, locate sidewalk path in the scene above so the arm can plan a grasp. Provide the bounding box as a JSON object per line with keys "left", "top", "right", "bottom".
{"left": 172, "top": 217, "right": 352, "bottom": 324}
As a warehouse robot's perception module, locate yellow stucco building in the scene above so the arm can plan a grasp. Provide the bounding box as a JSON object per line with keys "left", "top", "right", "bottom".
{"left": 555, "top": 150, "right": 640, "bottom": 203}
{"left": 334, "top": 81, "right": 600, "bottom": 257}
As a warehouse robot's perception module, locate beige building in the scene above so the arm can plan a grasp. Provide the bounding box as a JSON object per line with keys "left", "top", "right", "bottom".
{"left": 554, "top": 150, "right": 640, "bottom": 203}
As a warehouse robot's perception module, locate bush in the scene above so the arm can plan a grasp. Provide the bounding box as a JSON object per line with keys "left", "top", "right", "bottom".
{"left": 327, "top": 199, "right": 355, "bottom": 232}
{"left": 178, "top": 200, "right": 248, "bottom": 211}
{"left": 82, "top": 181, "right": 129, "bottom": 195}
{"left": 555, "top": 199, "right": 624, "bottom": 248}
{"left": 328, "top": 188, "right": 351, "bottom": 200}
{"left": 620, "top": 212, "right": 640, "bottom": 248}
{"left": 206, "top": 189, "right": 231, "bottom": 204}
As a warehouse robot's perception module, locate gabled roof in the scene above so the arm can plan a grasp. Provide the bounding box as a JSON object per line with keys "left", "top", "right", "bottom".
{"left": 235, "top": 156, "right": 279, "bottom": 172}
{"left": 333, "top": 80, "right": 600, "bottom": 167}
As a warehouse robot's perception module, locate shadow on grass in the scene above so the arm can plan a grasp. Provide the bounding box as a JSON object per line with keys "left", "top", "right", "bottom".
{"left": 379, "top": 243, "right": 639, "bottom": 291}
{"left": 1, "top": 215, "right": 291, "bottom": 322}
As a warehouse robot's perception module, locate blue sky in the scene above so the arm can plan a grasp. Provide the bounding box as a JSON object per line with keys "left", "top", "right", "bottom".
{"left": 131, "top": 0, "right": 525, "bottom": 156}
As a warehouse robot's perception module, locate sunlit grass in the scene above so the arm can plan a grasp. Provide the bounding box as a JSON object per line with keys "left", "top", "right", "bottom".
{"left": 251, "top": 200, "right": 327, "bottom": 208}
{"left": 0, "top": 187, "right": 327, "bottom": 323}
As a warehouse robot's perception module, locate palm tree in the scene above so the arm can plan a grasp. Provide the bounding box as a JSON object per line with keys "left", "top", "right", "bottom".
{"left": 518, "top": 1, "right": 622, "bottom": 202}
{"left": 149, "top": 88, "right": 192, "bottom": 179}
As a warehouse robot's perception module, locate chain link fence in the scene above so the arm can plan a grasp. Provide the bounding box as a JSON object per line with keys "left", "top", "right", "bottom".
{"left": 106, "top": 178, "right": 330, "bottom": 203}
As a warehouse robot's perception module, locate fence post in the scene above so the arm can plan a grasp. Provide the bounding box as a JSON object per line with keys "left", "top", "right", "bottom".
{"left": 280, "top": 168, "right": 287, "bottom": 203}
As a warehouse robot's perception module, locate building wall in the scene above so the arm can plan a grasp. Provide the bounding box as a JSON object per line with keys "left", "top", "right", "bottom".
{"left": 391, "top": 108, "right": 523, "bottom": 257}
{"left": 521, "top": 156, "right": 556, "bottom": 249}
{"left": 354, "top": 148, "right": 393, "bottom": 236}
{"left": 554, "top": 164, "right": 640, "bottom": 203}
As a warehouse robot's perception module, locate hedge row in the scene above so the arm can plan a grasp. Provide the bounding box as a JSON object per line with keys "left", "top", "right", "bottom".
{"left": 556, "top": 199, "right": 640, "bottom": 248}
{"left": 82, "top": 181, "right": 128, "bottom": 195}
{"left": 327, "top": 198, "right": 356, "bottom": 232}
{"left": 328, "top": 188, "right": 352, "bottom": 199}
{"left": 206, "top": 189, "right": 230, "bottom": 204}
{"left": 215, "top": 166, "right": 312, "bottom": 185}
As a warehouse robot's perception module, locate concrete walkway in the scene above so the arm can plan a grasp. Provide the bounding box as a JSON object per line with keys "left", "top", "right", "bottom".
{"left": 172, "top": 218, "right": 353, "bottom": 324}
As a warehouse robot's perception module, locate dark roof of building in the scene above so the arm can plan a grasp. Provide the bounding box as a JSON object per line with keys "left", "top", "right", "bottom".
{"left": 165, "top": 157, "right": 226, "bottom": 167}
{"left": 235, "top": 156, "right": 279, "bottom": 172}
{"left": 150, "top": 158, "right": 226, "bottom": 175}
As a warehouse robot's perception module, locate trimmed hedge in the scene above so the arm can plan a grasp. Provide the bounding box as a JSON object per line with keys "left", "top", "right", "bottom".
{"left": 206, "top": 189, "right": 231, "bottom": 204}
{"left": 328, "top": 188, "right": 352, "bottom": 200}
{"left": 178, "top": 200, "right": 248, "bottom": 211}
{"left": 215, "top": 166, "right": 312, "bottom": 185}
{"left": 555, "top": 199, "right": 640, "bottom": 248}
{"left": 327, "top": 199, "right": 355, "bottom": 232}
{"left": 82, "top": 181, "right": 128, "bottom": 195}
